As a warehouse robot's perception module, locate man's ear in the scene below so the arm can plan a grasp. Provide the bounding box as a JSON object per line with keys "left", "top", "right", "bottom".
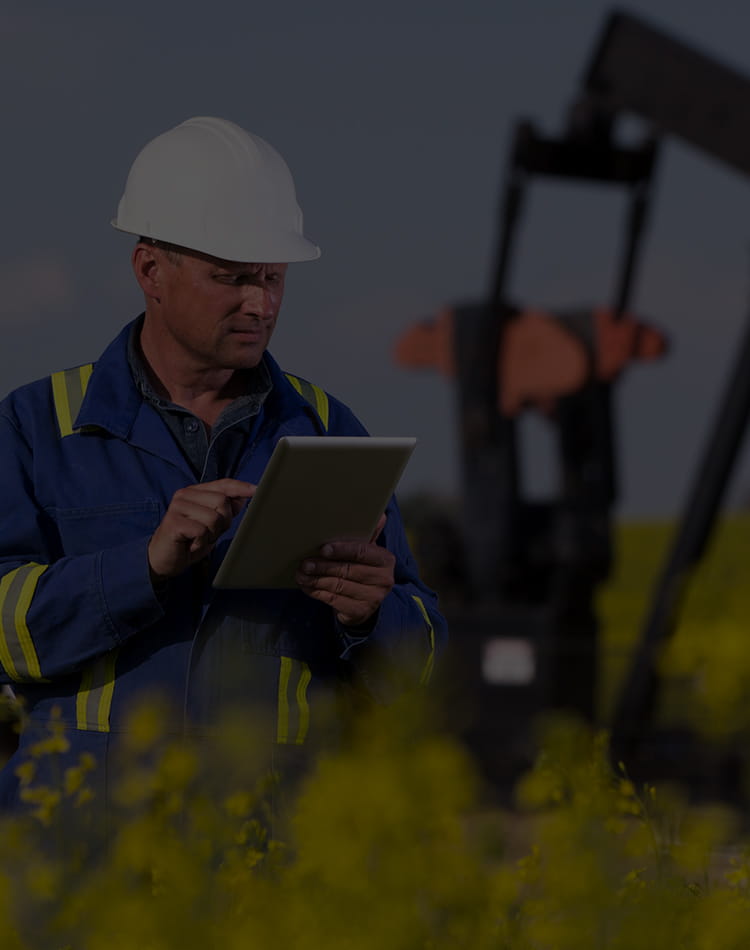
{"left": 132, "top": 243, "right": 162, "bottom": 300}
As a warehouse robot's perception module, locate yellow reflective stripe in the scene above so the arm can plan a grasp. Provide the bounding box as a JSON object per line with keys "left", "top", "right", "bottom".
{"left": 284, "top": 373, "right": 330, "bottom": 431}
{"left": 309, "top": 384, "right": 329, "bottom": 431}
{"left": 51, "top": 363, "right": 94, "bottom": 438}
{"left": 295, "top": 663, "right": 311, "bottom": 744}
{"left": 75, "top": 677, "right": 88, "bottom": 731}
{"left": 51, "top": 370, "right": 74, "bottom": 438}
{"left": 79, "top": 362, "right": 94, "bottom": 396}
{"left": 413, "top": 595, "right": 436, "bottom": 686}
{"left": 277, "top": 656, "right": 311, "bottom": 744}
{"left": 0, "top": 632, "right": 16, "bottom": 682}
{"left": 13, "top": 566, "right": 46, "bottom": 680}
{"left": 76, "top": 650, "right": 118, "bottom": 732}
{"left": 285, "top": 373, "right": 304, "bottom": 404}
{"left": 277, "top": 655, "right": 292, "bottom": 743}
{"left": 285, "top": 373, "right": 302, "bottom": 396}
{"left": 0, "top": 564, "right": 47, "bottom": 682}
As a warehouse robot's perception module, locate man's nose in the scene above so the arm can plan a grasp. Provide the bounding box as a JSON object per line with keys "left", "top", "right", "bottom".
{"left": 240, "top": 284, "right": 275, "bottom": 319}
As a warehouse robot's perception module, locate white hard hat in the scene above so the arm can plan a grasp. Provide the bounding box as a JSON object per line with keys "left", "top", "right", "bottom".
{"left": 112, "top": 116, "right": 320, "bottom": 263}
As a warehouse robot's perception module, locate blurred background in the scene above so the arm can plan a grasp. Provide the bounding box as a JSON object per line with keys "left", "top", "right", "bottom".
{"left": 3, "top": 0, "right": 750, "bottom": 517}
{"left": 4, "top": 1, "right": 750, "bottom": 796}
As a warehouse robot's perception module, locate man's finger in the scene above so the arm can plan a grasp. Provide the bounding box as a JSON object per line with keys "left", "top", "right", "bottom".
{"left": 197, "top": 478, "right": 256, "bottom": 499}
{"left": 300, "top": 585, "right": 380, "bottom": 626}
{"left": 173, "top": 482, "right": 255, "bottom": 508}
{"left": 370, "top": 513, "right": 387, "bottom": 542}
{"left": 317, "top": 539, "right": 393, "bottom": 565}
{"left": 297, "top": 559, "right": 387, "bottom": 587}
{"left": 172, "top": 496, "right": 233, "bottom": 527}
{"left": 149, "top": 480, "right": 256, "bottom": 580}
{"left": 194, "top": 480, "right": 255, "bottom": 517}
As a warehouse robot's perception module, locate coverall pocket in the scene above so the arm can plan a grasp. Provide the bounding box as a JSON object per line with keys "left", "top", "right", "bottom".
{"left": 51, "top": 501, "right": 162, "bottom": 556}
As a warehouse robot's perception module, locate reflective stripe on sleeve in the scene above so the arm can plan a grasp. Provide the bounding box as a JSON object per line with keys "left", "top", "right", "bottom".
{"left": 277, "top": 656, "right": 311, "bottom": 744}
{"left": 0, "top": 564, "right": 47, "bottom": 682}
{"left": 412, "top": 595, "right": 436, "bottom": 686}
{"left": 51, "top": 363, "right": 94, "bottom": 438}
{"left": 76, "top": 650, "right": 118, "bottom": 732}
{"left": 284, "top": 373, "right": 330, "bottom": 431}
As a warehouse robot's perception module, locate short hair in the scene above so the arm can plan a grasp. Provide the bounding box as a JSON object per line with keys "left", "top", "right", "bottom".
{"left": 137, "top": 236, "right": 183, "bottom": 266}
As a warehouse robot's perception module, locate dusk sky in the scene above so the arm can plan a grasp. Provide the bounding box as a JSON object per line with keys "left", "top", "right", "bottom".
{"left": 3, "top": 0, "right": 750, "bottom": 518}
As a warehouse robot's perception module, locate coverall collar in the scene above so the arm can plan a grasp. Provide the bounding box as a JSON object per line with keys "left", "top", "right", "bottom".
{"left": 73, "top": 318, "right": 326, "bottom": 471}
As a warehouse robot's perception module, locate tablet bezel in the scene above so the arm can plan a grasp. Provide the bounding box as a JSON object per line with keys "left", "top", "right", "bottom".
{"left": 212, "top": 435, "right": 416, "bottom": 589}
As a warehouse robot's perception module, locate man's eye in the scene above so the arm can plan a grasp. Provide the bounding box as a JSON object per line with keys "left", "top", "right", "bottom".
{"left": 214, "top": 272, "right": 283, "bottom": 287}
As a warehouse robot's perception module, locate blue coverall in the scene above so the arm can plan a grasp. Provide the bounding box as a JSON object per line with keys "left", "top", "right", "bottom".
{"left": 0, "top": 319, "right": 446, "bottom": 822}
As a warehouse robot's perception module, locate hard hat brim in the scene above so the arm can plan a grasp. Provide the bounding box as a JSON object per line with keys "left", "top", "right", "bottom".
{"left": 111, "top": 219, "right": 321, "bottom": 264}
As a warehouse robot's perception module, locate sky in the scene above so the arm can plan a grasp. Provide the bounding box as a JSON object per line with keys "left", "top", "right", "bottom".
{"left": 3, "top": 0, "right": 750, "bottom": 519}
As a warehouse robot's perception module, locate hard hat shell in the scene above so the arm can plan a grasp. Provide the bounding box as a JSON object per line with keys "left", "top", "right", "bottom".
{"left": 112, "top": 116, "right": 320, "bottom": 263}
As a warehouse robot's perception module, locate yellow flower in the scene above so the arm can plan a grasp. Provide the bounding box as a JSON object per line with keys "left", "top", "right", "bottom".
{"left": 28, "top": 734, "right": 71, "bottom": 758}
{"left": 19, "top": 785, "right": 62, "bottom": 826}
{"left": 223, "top": 790, "right": 256, "bottom": 819}
{"left": 74, "top": 787, "right": 95, "bottom": 808}
{"left": 14, "top": 760, "right": 36, "bottom": 787}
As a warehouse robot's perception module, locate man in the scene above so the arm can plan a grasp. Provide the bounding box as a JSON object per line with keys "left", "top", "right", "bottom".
{"left": 0, "top": 117, "right": 445, "bottom": 822}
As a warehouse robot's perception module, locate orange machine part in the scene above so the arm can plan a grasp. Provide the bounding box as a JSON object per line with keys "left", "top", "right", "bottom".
{"left": 593, "top": 307, "right": 667, "bottom": 382}
{"left": 393, "top": 306, "right": 668, "bottom": 416}
{"left": 392, "top": 309, "right": 457, "bottom": 377}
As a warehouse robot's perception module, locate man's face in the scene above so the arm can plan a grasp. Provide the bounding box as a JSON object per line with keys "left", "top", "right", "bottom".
{"left": 148, "top": 246, "right": 288, "bottom": 371}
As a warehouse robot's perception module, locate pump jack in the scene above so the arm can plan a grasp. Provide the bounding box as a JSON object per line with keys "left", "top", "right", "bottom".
{"left": 396, "top": 10, "right": 750, "bottom": 796}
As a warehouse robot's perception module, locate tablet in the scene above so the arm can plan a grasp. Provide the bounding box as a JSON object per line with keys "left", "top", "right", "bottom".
{"left": 212, "top": 435, "right": 416, "bottom": 589}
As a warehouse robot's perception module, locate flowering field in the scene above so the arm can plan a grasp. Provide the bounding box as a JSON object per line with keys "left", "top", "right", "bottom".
{"left": 1, "top": 513, "right": 749, "bottom": 948}
{"left": 599, "top": 513, "right": 750, "bottom": 737}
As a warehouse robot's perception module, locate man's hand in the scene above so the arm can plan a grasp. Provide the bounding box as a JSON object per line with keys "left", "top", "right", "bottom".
{"left": 295, "top": 515, "right": 394, "bottom": 628}
{"left": 148, "top": 478, "right": 256, "bottom": 582}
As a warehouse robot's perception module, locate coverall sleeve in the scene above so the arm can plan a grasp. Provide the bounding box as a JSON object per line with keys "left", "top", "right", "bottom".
{"left": 337, "top": 494, "right": 448, "bottom": 703}
{"left": 0, "top": 415, "right": 165, "bottom": 686}
{"left": 317, "top": 394, "right": 447, "bottom": 701}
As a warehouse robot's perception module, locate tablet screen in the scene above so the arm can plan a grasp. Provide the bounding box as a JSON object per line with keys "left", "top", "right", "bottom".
{"left": 212, "top": 436, "right": 416, "bottom": 589}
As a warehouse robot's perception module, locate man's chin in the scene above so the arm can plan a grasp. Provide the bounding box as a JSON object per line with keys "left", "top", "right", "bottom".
{"left": 220, "top": 341, "right": 268, "bottom": 369}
